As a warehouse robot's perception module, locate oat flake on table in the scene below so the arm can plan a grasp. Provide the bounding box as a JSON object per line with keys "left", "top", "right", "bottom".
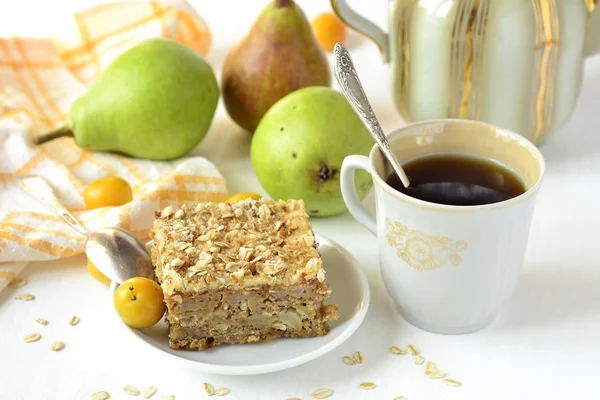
{"left": 123, "top": 385, "right": 140, "bottom": 396}
{"left": 342, "top": 355, "right": 356, "bottom": 365}
{"left": 413, "top": 355, "right": 425, "bottom": 365}
{"left": 23, "top": 333, "right": 41, "bottom": 343}
{"left": 353, "top": 351, "right": 364, "bottom": 363}
{"left": 143, "top": 386, "right": 157, "bottom": 398}
{"left": 424, "top": 361, "right": 436, "bottom": 372}
{"left": 406, "top": 344, "right": 420, "bottom": 355}
{"left": 15, "top": 293, "right": 35, "bottom": 301}
{"left": 213, "top": 387, "right": 230, "bottom": 396}
{"left": 35, "top": 318, "right": 48, "bottom": 326}
{"left": 426, "top": 369, "right": 446, "bottom": 379}
{"left": 390, "top": 345, "right": 406, "bottom": 355}
{"left": 311, "top": 388, "right": 333, "bottom": 399}
{"left": 202, "top": 382, "right": 214, "bottom": 395}
{"left": 444, "top": 378, "right": 462, "bottom": 387}
{"left": 359, "top": 382, "right": 376, "bottom": 390}
{"left": 50, "top": 341, "right": 65, "bottom": 351}
{"left": 90, "top": 391, "right": 110, "bottom": 400}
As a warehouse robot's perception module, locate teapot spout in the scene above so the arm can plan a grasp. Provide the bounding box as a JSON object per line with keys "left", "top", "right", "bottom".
{"left": 584, "top": 2, "right": 600, "bottom": 57}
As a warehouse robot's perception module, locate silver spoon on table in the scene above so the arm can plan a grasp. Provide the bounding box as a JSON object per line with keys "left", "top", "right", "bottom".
{"left": 18, "top": 176, "right": 153, "bottom": 284}
{"left": 333, "top": 43, "right": 411, "bottom": 188}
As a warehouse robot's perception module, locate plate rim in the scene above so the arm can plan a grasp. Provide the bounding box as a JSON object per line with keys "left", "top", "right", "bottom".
{"left": 109, "top": 232, "right": 370, "bottom": 375}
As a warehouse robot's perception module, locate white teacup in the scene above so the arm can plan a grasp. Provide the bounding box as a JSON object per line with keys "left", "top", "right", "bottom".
{"left": 340, "top": 119, "right": 545, "bottom": 334}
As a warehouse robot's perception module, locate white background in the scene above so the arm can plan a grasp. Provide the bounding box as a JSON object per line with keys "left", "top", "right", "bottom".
{"left": 1, "top": 1, "right": 600, "bottom": 399}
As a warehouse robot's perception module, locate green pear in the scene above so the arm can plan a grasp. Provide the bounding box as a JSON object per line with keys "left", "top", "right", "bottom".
{"left": 221, "top": 0, "right": 330, "bottom": 133}
{"left": 34, "top": 38, "right": 219, "bottom": 160}
{"left": 251, "top": 87, "right": 374, "bottom": 217}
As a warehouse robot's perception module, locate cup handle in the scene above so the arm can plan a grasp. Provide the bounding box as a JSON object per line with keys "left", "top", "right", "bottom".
{"left": 331, "top": 0, "right": 389, "bottom": 62}
{"left": 341, "top": 155, "right": 377, "bottom": 235}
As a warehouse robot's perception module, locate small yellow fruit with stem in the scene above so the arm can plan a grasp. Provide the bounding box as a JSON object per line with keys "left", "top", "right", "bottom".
{"left": 226, "top": 192, "right": 263, "bottom": 202}
{"left": 87, "top": 258, "right": 111, "bottom": 285}
{"left": 114, "top": 277, "right": 166, "bottom": 329}
{"left": 83, "top": 176, "right": 133, "bottom": 209}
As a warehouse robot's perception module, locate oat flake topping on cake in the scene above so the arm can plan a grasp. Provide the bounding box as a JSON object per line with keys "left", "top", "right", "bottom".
{"left": 151, "top": 198, "right": 324, "bottom": 294}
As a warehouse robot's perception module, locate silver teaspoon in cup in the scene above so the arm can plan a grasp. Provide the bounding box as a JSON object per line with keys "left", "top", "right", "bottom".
{"left": 18, "top": 176, "right": 153, "bottom": 284}
{"left": 333, "top": 43, "right": 411, "bottom": 188}
{"left": 333, "top": 44, "right": 513, "bottom": 205}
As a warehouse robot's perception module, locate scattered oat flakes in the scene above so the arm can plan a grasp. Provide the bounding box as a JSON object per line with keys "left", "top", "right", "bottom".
{"left": 23, "top": 333, "right": 41, "bottom": 343}
{"left": 390, "top": 346, "right": 406, "bottom": 355}
{"left": 214, "top": 387, "right": 230, "bottom": 396}
{"left": 8, "top": 278, "right": 27, "bottom": 288}
{"left": 202, "top": 382, "right": 215, "bottom": 396}
{"left": 50, "top": 341, "right": 65, "bottom": 351}
{"left": 143, "top": 386, "right": 157, "bottom": 398}
{"left": 359, "top": 382, "right": 376, "bottom": 390}
{"left": 35, "top": 318, "right": 48, "bottom": 326}
{"left": 413, "top": 355, "right": 425, "bottom": 365}
{"left": 444, "top": 378, "right": 462, "bottom": 387}
{"left": 311, "top": 388, "right": 333, "bottom": 399}
{"left": 393, "top": 397, "right": 406, "bottom": 400}
{"left": 406, "top": 344, "right": 419, "bottom": 355}
{"left": 123, "top": 385, "right": 140, "bottom": 396}
{"left": 90, "top": 391, "right": 110, "bottom": 400}
{"left": 425, "top": 369, "right": 446, "bottom": 379}
{"left": 353, "top": 351, "right": 364, "bottom": 363}
{"left": 160, "top": 396, "right": 175, "bottom": 400}
{"left": 69, "top": 316, "right": 80, "bottom": 326}
{"left": 287, "top": 398, "right": 301, "bottom": 400}
{"left": 342, "top": 356, "right": 357, "bottom": 365}
{"left": 15, "top": 293, "right": 35, "bottom": 301}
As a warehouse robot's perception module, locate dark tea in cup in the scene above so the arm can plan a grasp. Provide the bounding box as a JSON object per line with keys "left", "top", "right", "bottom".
{"left": 385, "top": 153, "right": 526, "bottom": 206}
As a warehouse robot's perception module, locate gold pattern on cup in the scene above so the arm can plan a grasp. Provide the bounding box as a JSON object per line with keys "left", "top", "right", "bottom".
{"left": 385, "top": 218, "right": 467, "bottom": 271}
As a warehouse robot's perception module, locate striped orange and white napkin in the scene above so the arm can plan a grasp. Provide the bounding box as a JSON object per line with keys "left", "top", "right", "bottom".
{"left": 0, "top": 1, "right": 228, "bottom": 291}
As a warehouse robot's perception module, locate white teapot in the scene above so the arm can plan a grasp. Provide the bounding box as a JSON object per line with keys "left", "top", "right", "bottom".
{"left": 332, "top": 0, "right": 600, "bottom": 144}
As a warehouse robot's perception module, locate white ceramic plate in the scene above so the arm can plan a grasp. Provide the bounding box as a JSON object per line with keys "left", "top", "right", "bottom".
{"left": 109, "top": 233, "right": 370, "bottom": 375}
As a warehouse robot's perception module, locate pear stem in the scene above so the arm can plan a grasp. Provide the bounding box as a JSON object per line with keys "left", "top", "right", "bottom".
{"left": 275, "top": 0, "right": 292, "bottom": 7}
{"left": 33, "top": 126, "right": 74, "bottom": 145}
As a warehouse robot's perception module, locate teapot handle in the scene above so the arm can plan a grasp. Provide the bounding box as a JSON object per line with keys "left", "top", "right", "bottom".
{"left": 331, "top": 0, "right": 389, "bottom": 62}
{"left": 584, "top": 4, "right": 600, "bottom": 57}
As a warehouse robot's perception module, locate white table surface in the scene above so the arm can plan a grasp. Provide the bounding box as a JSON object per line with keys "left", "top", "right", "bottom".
{"left": 2, "top": 1, "right": 600, "bottom": 399}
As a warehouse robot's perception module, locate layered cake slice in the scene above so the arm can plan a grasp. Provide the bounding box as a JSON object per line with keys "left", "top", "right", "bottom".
{"left": 150, "top": 198, "right": 338, "bottom": 350}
